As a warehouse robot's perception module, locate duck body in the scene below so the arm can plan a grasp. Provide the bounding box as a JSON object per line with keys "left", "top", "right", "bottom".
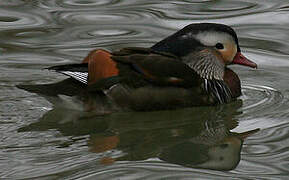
{"left": 18, "top": 23, "right": 257, "bottom": 111}
{"left": 47, "top": 47, "right": 238, "bottom": 111}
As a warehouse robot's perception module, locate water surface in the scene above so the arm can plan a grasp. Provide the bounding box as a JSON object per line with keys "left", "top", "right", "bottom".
{"left": 1, "top": 0, "right": 289, "bottom": 179}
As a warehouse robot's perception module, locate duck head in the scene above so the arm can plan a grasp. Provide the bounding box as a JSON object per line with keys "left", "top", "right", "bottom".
{"left": 194, "top": 128, "right": 260, "bottom": 170}
{"left": 152, "top": 23, "right": 257, "bottom": 80}
{"left": 159, "top": 128, "right": 260, "bottom": 171}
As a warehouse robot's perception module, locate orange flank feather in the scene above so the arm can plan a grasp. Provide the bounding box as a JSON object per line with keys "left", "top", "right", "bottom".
{"left": 82, "top": 49, "right": 119, "bottom": 85}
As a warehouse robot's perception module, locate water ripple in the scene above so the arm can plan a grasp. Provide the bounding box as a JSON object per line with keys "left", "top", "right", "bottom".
{"left": 232, "top": 83, "right": 289, "bottom": 136}
{"left": 72, "top": 159, "right": 289, "bottom": 180}
{"left": 0, "top": 10, "right": 49, "bottom": 30}
{"left": 38, "top": 0, "right": 118, "bottom": 10}
{"left": 53, "top": 9, "right": 163, "bottom": 25}
{"left": 157, "top": 1, "right": 289, "bottom": 29}
{"left": 59, "top": 0, "right": 116, "bottom": 7}
{"left": 235, "top": 160, "right": 284, "bottom": 177}
{"left": 0, "top": 0, "right": 27, "bottom": 6}
{"left": 74, "top": 161, "right": 230, "bottom": 180}
{"left": 241, "top": 84, "right": 284, "bottom": 116}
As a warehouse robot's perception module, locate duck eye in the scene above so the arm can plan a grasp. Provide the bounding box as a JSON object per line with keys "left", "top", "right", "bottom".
{"left": 215, "top": 43, "right": 224, "bottom": 50}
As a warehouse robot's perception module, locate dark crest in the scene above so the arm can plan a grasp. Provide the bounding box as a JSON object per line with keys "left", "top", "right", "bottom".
{"left": 152, "top": 23, "right": 240, "bottom": 57}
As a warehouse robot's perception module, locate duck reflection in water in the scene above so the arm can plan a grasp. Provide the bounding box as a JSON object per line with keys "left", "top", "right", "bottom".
{"left": 158, "top": 125, "right": 259, "bottom": 170}
{"left": 19, "top": 100, "right": 259, "bottom": 171}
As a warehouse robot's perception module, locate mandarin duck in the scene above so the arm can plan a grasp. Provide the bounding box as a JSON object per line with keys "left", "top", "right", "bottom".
{"left": 18, "top": 23, "right": 257, "bottom": 111}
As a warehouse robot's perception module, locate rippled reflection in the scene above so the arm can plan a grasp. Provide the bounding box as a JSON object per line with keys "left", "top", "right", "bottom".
{"left": 18, "top": 100, "right": 259, "bottom": 171}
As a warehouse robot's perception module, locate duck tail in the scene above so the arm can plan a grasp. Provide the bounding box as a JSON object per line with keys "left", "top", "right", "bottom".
{"left": 16, "top": 78, "right": 86, "bottom": 97}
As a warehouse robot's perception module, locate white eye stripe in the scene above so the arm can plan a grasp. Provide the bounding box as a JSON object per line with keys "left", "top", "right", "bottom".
{"left": 194, "top": 31, "right": 235, "bottom": 48}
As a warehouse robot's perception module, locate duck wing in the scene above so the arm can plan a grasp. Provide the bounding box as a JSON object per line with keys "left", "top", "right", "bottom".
{"left": 111, "top": 47, "right": 202, "bottom": 88}
{"left": 48, "top": 48, "right": 203, "bottom": 90}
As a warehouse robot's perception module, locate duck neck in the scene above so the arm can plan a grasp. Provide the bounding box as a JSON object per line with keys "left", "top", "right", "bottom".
{"left": 182, "top": 49, "right": 225, "bottom": 80}
{"left": 223, "top": 68, "right": 241, "bottom": 98}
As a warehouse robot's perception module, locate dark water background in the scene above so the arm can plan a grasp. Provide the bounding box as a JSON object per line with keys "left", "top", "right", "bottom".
{"left": 1, "top": 0, "right": 289, "bottom": 179}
